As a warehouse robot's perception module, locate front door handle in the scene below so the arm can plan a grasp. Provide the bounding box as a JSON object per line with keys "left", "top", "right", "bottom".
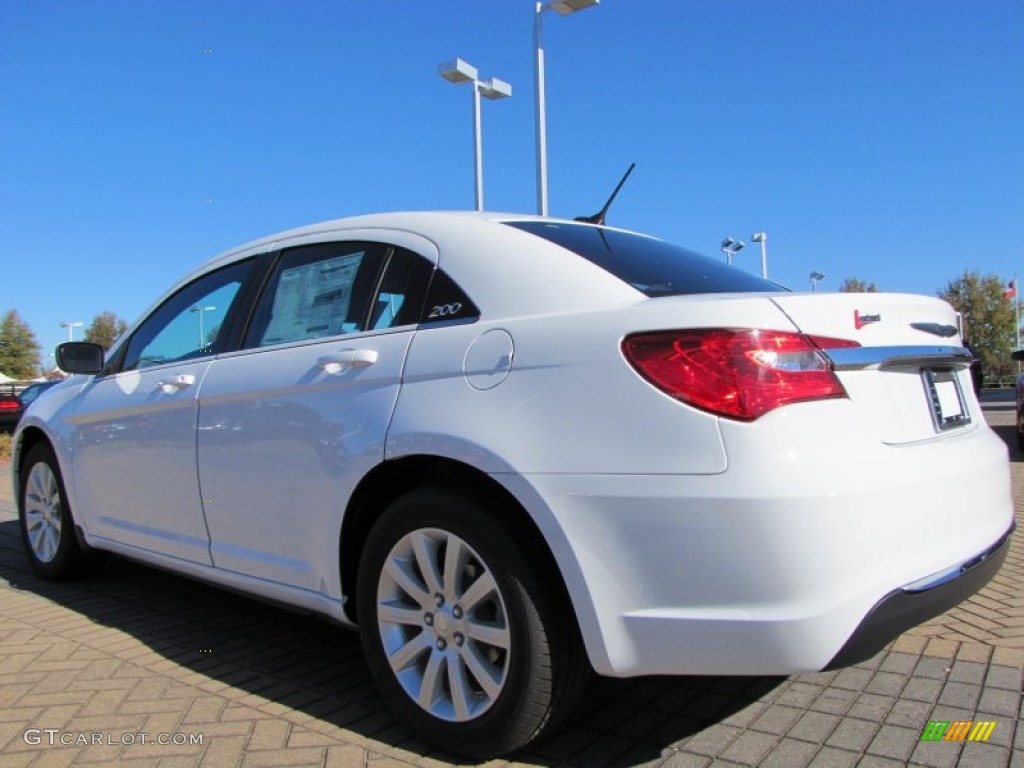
{"left": 348, "top": 349, "right": 378, "bottom": 368}
{"left": 157, "top": 374, "right": 196, "bottom": 393}
{"left": 317, "top": 349, "right": 379, "bottom": 375}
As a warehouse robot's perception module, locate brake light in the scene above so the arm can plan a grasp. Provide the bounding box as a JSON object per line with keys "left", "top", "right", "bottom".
{"left": 622, "top": 329, "right": 860, "bottom": 421}
{"left": 0, "top": 399, "right": 19, "bottom": 411}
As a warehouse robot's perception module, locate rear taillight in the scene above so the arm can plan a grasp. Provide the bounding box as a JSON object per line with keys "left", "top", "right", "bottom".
{"left": 0, "top": 399, "right": 19, "bottom": 411}
{"left": 622, "top": 329, "right": 860, "bottom": 421}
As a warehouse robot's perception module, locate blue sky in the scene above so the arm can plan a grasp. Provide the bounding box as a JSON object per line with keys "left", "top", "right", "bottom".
{"left": 2, "top": 0, "right": 1021, "bottom": 367}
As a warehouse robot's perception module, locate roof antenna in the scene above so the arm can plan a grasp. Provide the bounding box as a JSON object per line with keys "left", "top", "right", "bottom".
{"left": 575, "top": 162, "right": 635, "bottom": 226}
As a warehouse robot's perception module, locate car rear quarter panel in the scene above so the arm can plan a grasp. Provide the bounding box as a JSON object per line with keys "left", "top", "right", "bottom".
{"left": 388, "top": 291, "right": 1013, "bottom": 677}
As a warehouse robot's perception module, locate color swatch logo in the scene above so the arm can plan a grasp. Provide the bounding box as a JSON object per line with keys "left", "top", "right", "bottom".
{"left": 919, "top": 721, "right": 996, "bottom": 742}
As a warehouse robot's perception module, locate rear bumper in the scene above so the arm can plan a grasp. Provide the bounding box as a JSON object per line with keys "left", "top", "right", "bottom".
{"left": 502, "top": 402, "right": 1013, "bottom": 678}
{"left": 825, "top": 525, "right": 1014, "bottom": 669}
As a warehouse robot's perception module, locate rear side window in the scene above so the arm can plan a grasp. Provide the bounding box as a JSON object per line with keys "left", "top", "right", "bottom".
{"left": 245, "top": 242, "right": 387, "bottom": 348}
{"left": 369, "top": 247, "right": 434, "bottom": 330}
{"left": 505, "top": 220, "right": 784, "bottom": 297}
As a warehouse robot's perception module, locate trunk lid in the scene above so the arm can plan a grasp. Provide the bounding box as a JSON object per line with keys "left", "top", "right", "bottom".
{"left": 770, "top": 292, "right": 975, "bottom": 444}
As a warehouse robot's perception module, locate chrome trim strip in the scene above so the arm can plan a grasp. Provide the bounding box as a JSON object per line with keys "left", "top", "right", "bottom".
{"left": 824, "top": 345, "right": 972, "bottom": 371}
{"left": 901, "top": 525, "right": 1014, "bottom": 594}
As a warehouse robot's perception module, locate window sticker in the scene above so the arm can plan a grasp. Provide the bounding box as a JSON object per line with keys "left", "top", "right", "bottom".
{"left": 262, "top": 253, "right": 363, "bottom": 345}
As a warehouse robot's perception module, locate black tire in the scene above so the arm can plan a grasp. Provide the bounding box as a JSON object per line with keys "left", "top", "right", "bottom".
{"left": 1017, "top": 408, "right": 1024, "bottom": 453}
{"left": 19, "top": 443, "right": 101, "bottom": 580}
{"left": 356, "top": 485, "right": 588, "bottom": 758}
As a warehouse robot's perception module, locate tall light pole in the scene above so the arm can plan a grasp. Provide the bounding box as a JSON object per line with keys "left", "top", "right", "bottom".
{"left": 534, "top": 0, "right": 599, "bottom": 216}
{"left": 439, "top": 58, "right": 512, "bottom": 211}
{"left": 751, "top": 231, "right": 768, "bottom": 279}
{"left": 190, "top": 306, "right": 216, "bottom": 347}
{"left": 809, "top": 271, "right": 826, "bottom": 292}
{"left": 721, "top": 237, "right": 745, "bottom": 266}
{"left": 60, "top": 321, "right": 83, "bottom": 342}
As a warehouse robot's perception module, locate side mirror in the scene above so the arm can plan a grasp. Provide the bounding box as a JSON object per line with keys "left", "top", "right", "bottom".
{"left": 1012, "top": 350, "right": 1024, "bottom": 362}
{"left": 56, "top": 342, "right": 105, "bottom": 374}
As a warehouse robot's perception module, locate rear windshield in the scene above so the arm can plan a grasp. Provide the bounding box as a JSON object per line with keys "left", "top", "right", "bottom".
{"left": 505, "top": 220, "right": 784, "bottom": 297}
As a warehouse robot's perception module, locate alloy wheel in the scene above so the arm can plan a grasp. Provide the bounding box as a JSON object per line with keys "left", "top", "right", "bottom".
{"left": 24, "top": 461, "right": 62, "bottom": 563}
{"left": 376, "top": 527, "right": 511, "bottom": 721}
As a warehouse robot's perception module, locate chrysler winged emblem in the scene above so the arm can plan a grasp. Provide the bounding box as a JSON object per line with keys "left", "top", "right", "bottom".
{"left": 910, "top": 322, "right": 959, "bottom": 338}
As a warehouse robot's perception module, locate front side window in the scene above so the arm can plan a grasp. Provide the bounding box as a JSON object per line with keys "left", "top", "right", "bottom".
{"left": 245, "top": 242, "right": 387, "bottom": 348}
{"left": 121, "top": 259, "right": 254, "bottom": 371}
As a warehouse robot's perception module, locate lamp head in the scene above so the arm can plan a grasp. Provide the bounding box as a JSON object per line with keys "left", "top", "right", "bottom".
{"left": 548, "top": 0, "right": 600, "bottom": 16}
{"left": 478, "top": 78, "right": 512, "bottom": 100}
{"left": 438, "top": 58, "right": 478, "bottom": 84}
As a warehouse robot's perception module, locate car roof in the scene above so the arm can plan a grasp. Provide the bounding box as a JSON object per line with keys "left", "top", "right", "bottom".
{"left": 202, "top": 211, "right": 655, "bottom": 268}
{"left": 143, "top": 212, "right": 647, "bottom": 327}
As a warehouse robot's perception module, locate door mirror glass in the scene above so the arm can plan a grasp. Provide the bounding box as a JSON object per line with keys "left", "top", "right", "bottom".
{"left": 56, "top": 342, "right": 105, "bottom": 374}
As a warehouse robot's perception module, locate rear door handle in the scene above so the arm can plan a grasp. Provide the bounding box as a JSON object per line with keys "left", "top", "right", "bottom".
{"left": 157, "top": 374, "right": 196, "bottom": 393}
{"left": 317, "top": 349, "right": 379, "bottom": 374}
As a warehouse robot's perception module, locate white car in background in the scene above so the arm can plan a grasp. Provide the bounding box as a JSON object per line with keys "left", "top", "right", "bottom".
{"left": 13, "top": 212, "right": 1014, "bottom": 756}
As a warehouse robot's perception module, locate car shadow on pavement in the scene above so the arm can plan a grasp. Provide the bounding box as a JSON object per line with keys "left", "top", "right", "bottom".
{"left": 0, "top": 518, "right": 782, "bottom": 766}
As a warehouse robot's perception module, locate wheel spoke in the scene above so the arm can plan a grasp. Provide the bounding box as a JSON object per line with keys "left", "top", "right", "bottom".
{"left": 410, "top": 531, "right": 443, "bottom": 597}
{"left": 27, "top": 469, "right": 46, "bottom": 508}
{"left": 465, "top": 618, "right": 510, "bottom": 650}
{"left": 462, "top": 642, "right": 503, "bottom": 701}
{"left": 26, "top": 518, "right": 44, "bottom": 551}
{"left": 448, "top": 653, "right": 473, "bottom": 720}
{"left": 42, "top": 526, "right": 56, "bottom": 561}
{"left": 378, "top": 601, "right": 425, "bottom": 628}
{"left": 442, "top": 535, "right": 466, "bottom": 599}
{"left": 417, "top": 649, "right": 445, "bottom": 710}
{"left": 386, "top": 631, "right": 428, "bottom": 673}
{"left": 459, "top": 569, "right": 497, "bottom": 613}
{"left": 383, "top": 557, "right": 431, "bottom": 608}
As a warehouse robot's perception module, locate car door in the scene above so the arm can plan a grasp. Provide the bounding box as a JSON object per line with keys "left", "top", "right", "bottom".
{"left": 69, "top": 258, "right": 257, "bottom": 564}
{"left": 195, "top": 236, "right": 435, "bottom": 594}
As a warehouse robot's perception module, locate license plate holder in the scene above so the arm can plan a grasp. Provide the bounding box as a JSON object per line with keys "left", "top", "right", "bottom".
{"left": 923, "top": 368, "right": 970, "bottom": 432}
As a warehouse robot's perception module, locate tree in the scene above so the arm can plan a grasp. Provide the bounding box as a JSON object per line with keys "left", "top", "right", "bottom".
{"left": 84, "top": 311, "right": 129, "bottom": 351}
{"left": 0, "top": 310, "right": 41, "bottom": 379}
{"left": 938, "top": 271, "right": 1016, "bottom": 380}
{"left": 838, "top": 277, "right": 878, "bottom": 293}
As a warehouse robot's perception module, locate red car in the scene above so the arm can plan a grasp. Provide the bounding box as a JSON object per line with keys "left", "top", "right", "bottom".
{"left": 0, "top": 386, "right": 22, "bottom": 432}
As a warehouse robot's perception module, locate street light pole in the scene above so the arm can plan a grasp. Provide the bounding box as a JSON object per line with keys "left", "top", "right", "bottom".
{"left": 534, "top": 7, "right": 548, "bottom": 216}
{"left": 439, "top": 58, "right": 512, "bottom": 211}
{"left": 533, "top": 0, "right": 599, "bottom": 216}
{"left": 751, "top": 231, "right": 768, "bottom": 279}
{"left": 190, "top": 306, "right": 216, "bottom": 348}
{"left": 809, "top": 271, "right": 825, "bottom": 292}
{"left": 60, "top": 321, "right": 83, "bottom": 342}
{"left": 472, "top": 80, "right": 483, "bottom": 211}
{"left": 721, "top": 237, "right": 745, "bottom": 266}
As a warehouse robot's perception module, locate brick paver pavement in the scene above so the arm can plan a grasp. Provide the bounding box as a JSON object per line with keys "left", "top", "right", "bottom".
{"left": 0, "top": 393, "right": 1021, "bottom": 768}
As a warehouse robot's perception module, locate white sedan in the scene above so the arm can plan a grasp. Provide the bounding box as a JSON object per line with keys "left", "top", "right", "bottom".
{"left": 14, "top": 212, "right": 1014, "bottom": 756}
